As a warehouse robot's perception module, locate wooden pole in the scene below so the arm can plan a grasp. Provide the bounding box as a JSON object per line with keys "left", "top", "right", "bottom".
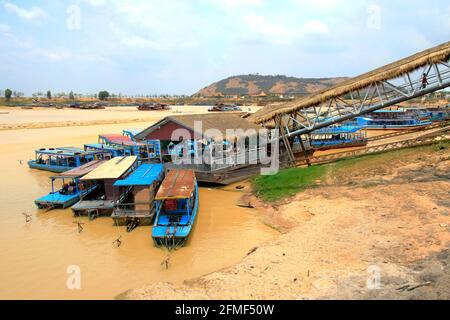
{"left": 299, "top": 135, "right": 311, "bottom": 167}
{"left": 277, "top": 116, "right": 296, "bottom": 166}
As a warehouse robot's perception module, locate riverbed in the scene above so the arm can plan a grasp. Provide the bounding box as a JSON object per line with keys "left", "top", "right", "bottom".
{"left": 0, "top": 110, "right": 276, "bottom": 299}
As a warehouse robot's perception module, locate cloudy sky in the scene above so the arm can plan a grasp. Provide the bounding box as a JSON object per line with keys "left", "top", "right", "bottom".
{"left": 0, "top": 0, "right": 449, "bottom": 95}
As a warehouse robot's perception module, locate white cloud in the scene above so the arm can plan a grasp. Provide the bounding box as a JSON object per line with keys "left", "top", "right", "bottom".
{"left": 296, "top": 0, "right": 338, "bottom": 9}
{"left": 244, "top": 14, "right": 329, "bottom": 45}
{"left": 3, "top": 2, "right": 48, "bottom": 21}
{"left": 0, "top": 24, "right": 10, "bottom": 35}
{"left": 83, "top": 0, "right": 107, "bottom": 6}
{"left": 244, "top": 14, "right": 296, "bottom": 44}
{"left": 120, "top": 34, "right": 197, "bottom": 50}
{"left": 116, "top": 3, "right": 156, "bottom": 29}
{"left": 301, "top": 20, "right": 329, "bottom": 34}
{"left": 210, "top": 0, "right": 264, "bottom": 10}
{"left": 33, "top": 48, "right": 72, "bottom": 61}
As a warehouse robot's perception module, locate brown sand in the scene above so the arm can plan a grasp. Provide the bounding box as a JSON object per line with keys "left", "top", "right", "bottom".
{"left": 0, "top": 106, "right": 262, "bottom": 131}
{"left": 125, "top": 146, "right": 450, "bottom": 300}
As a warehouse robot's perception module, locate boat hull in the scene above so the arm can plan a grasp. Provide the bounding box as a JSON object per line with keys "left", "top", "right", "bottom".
{"left": 35, "top": 194, "right": 81, "bottom": 209}
{"left": 152, "top": 183, "right": 199, "bottom": 247}
{"left": 362, "top": 122, "right": 432, "bottom": 130}
{"left": 28, "top": 160, "right": 73, "bottom": 173}
{"left": 312, "top": 140, "right": 368, "bottom": 151}
{"left": 35, "top": 185, "right": 98, "bottom": 209}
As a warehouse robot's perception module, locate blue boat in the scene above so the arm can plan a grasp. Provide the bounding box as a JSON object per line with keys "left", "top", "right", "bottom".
{"left": 34, "top": 160, "right": 106, "bottom": 209}
{"left": 28, "top": 147, "right": 111, "bottom": 173}
{"left": 421, "top": 107, "right": 449, "bottom": 122}
{"left": 355, "top": 110, "right": 432, "bottom": 130}
{"left": 152, "top": 169, "right": 199, "bottom": 248}
{"left": 84, "top": 132, "right": 162, "bottom": 161}
{"left": 307, "top": 125, "right": 368, "bottom": 150}
{"left": 112, "top": 163, "right": 165, "bottom": 230}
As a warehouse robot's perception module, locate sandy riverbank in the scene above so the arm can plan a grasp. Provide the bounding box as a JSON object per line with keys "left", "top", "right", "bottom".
{"left": 124, "top": 144, "right": 450, "bottom": 300}
{"left": 0, "top": 106, "right": 262, "bottom": 131}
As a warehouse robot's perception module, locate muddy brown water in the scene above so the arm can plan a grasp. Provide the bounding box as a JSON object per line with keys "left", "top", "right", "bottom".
{"left": 0, "top": 122, "right": 276, "bottom": 299}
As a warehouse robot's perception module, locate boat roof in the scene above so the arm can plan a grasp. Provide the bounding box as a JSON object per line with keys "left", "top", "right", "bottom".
{"left": 35, "top": 147, "right": 105, "bottom": 156}
{"left": 99, "top": 134, "right": 144, "bottom": 146}
{"left": 114, "top": 163, "right": 164, "bottom": 187}
{"left": 81, "top": 156, "right": 137, "bottom": 181}
{"left": 313, "top": 125, "right": 363, "bottom": 134}
{"left": 155, "top": 169, "right": 196, "bottom": 200}
{"left": 84, "top": 143, "right": 125, "bottom": 151}
{"left": 52, "top": 160, "right": 107, "bottom": 179}
{"left": 372, "top": 109, "right": 408, "bottom": 113}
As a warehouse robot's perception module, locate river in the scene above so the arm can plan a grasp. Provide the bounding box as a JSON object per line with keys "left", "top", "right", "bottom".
{"left": 0, "top": 119, "right": 276, "bottom": 299}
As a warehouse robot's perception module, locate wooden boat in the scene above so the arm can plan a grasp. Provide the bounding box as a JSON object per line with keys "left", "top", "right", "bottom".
{"left": 137, "top": 103, "right": 170, "bottom": 111}
{"left": 28, "top": 147, "right": 112, "bottom": 173}
{"left": 112, "top": 164, "right": 165, "bottom": 230}
{"left": 152, "top": 169, "right": 199, "bottom": 248}
{"left": 71, "top": 156, "right": 138, "bottom": 219}
{"left": 356, "top": 110, "right": 432, "bottom": 130}
{"left": 208, "top": 104, "right": 242, "bottom": 112}
{"left": 307, "top": 125, "right": 368, "bottom": 150}
{"left": 35, "top": 160, "right": 106, "bottom": 209}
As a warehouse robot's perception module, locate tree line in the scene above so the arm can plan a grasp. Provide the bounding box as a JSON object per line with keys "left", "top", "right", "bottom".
{"left": 1, "top": 89, "right": 191, "bottom": 101}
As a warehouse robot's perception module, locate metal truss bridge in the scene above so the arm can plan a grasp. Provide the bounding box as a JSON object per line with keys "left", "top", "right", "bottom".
{"left": 251, "top": 41, "right": 450, "bottom": 163}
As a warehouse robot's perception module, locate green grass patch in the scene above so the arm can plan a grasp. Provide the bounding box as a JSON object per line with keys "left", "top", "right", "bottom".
{"left": 252, "top": 165, "right": 328, "bottom": 202}
{"left": 252, "top": 140, "right": 450, "bottom": 203}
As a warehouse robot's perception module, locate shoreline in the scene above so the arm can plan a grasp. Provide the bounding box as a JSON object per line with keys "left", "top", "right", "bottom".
{"left": 0, "top": 117, "right": 160, "bottom": 131}
{"left": 123, "top": 143, "right": 450, "bottom": 300}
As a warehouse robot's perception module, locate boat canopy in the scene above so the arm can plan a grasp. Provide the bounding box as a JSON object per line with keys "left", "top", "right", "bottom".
{"left": 35, "top": 147, "right": 103, "bottom": 157}
{"left": 99, "top": 134, "right": 144, "bottom": 146}
{"left": 81, "top": 156, "right": 137, "bottom": 181}
{"left": 155, "top": 169, "right": 196, "bottom": 200}
{"left": 113, "top": 164, "right": 164, "bottom": 187}
{"left": 52, "top": 160, "right": 107, "bottom": 179}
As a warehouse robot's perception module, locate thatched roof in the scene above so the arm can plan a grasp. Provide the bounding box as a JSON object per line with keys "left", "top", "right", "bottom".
{"left": 254, "top": 41, "right": 450, "bottom": 124}
{"left": 135, "top": 113, "right": 263, "bottom": 142}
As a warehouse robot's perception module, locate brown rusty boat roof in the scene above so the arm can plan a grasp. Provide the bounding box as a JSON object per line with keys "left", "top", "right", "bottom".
{"left": 155, "top": 169, "right": 196, "bottom": 200}
{"left": 52, "top": 160, "right": 107, "bottom": 179}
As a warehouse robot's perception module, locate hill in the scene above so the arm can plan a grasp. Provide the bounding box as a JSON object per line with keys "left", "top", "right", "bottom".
{"left": 195, "top": 74, "right": 349, "bottom": 97}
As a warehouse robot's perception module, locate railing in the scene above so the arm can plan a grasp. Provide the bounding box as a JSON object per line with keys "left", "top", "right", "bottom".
{"left": 273, "top": 60, "right": 450, "bottom": 137}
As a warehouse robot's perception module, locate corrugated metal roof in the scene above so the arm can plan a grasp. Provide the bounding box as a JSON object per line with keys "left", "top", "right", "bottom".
{"left": 99, "top": 134, "right": 144, "bottom": 146}
{"left": 135, "top": 113, "right": 263, "bottom": 142}
{"left": 155, "top": 169, "right": 196, "bottom": 200}
{"left": 81, "top": 156, "right": 137, "bottom": 181}
{"left": 53, "top": 160, "right": 107, "bottom": 179}
{"left": 113, "top": 163, "right": 164, "bottom": 187}
{"left": 35, "top": 147, "right": 102, "bottom": 156}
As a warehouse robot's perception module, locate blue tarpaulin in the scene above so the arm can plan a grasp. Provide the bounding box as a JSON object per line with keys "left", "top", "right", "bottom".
{"left": 113, "top": 164, "right": 164, "bottom": 187}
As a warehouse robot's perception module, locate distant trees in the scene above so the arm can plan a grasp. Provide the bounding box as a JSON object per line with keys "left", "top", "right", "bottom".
{"left": 69, "top": 91, "right": 75, "bottom": 100}
{"left": 46, "top": 90, "right": 52, "bottom": 99}
{"left": 98, "top": 91, "right": 110, "bottom": 101}
{"left": 4, "top": 88, "right": 12, "bottom": 100}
